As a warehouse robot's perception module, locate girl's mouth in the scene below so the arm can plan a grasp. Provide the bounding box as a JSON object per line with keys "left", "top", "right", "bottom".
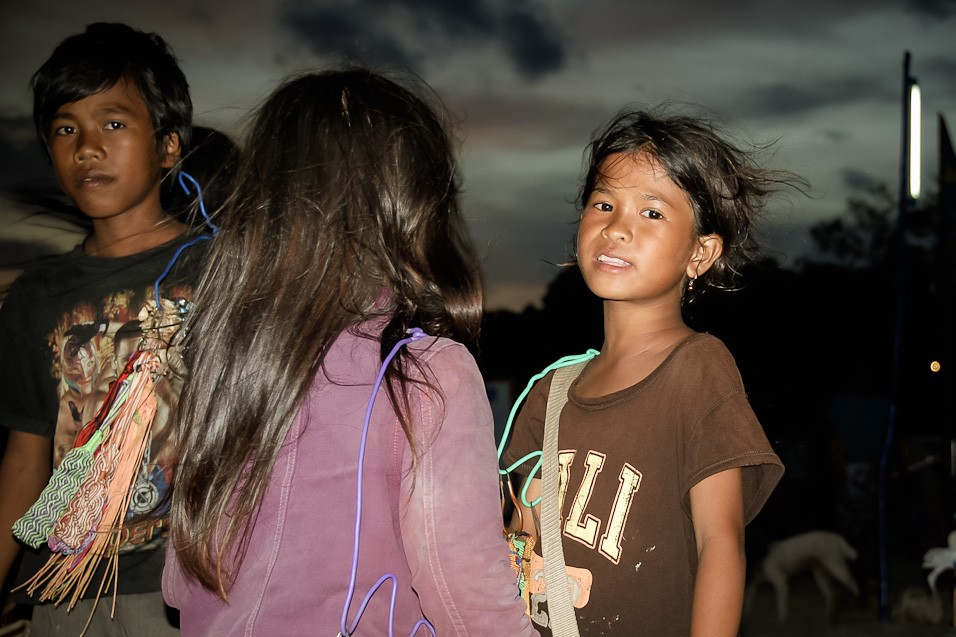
{"left": 598, "top": 254, "right": 630, "bottom": 267}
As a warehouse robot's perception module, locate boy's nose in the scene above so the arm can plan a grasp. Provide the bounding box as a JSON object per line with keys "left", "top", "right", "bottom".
{"left": 74, "top": 132, "right": 104, "bottom": 161}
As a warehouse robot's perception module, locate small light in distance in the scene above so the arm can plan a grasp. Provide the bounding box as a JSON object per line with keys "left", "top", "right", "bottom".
{"left": 930, "top": 360, "right": 941, "bottom": 373}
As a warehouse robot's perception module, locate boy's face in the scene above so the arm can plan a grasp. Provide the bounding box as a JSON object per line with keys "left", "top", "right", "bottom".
{"left": 47, "top": 78, "right": 180, "bottom": 224}
{"left": 577, "top": 152, "right": 718, "bottom": 306}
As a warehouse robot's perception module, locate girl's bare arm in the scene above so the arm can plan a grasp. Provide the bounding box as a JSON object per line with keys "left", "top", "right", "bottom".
{"left": 689, "top": 467, "right": 745, "bottom": 637}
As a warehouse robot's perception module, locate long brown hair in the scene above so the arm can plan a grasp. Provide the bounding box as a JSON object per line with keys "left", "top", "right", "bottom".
{"left": 170, "top": 69, "right": 482, "bottom": 597}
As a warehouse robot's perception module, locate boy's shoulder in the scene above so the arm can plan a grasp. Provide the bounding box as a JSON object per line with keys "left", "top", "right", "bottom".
{"left": 3, "top": 233, "right": 207, "bottom": 313}
{"left": 4, "top": 244, "right": 82, "bottom": 299}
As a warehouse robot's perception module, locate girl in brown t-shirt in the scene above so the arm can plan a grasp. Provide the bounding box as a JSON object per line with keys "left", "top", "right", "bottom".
{"left": 505, "top": 109, "right": 801, "bottom": 636}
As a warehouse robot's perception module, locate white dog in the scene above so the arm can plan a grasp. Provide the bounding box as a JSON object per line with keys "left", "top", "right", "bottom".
{"left": 745, "top": 530, "right": 860, "bottom": 622}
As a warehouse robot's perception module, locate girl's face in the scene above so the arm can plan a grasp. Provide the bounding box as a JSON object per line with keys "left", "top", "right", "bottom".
{"left": 578, "top": 151, "right": 712, "bottom": 307}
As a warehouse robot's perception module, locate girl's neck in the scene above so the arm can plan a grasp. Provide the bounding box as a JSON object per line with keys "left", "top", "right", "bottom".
{"left": 574, "top": 301, "right": 694, "bottom": 399}
{"left": 600, "top": 299, "right": 691, "bottom": 359}
{"left": 600, "top": 324, "right": 693, "bottom": 368}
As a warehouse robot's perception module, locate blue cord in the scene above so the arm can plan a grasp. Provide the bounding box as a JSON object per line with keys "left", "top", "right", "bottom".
{"left": 496, "top": 349, "right": 599, "bottom": 508}
{"left": 151, "top": 171, "right": 221, "bottom": 307}
{"left": 339, "top": 327, "right": 436, "bottom": 637}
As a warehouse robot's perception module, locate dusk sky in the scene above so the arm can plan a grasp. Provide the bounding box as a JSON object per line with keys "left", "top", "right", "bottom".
{"left": 1, "top": 0, "right": 954, "bottom": 310}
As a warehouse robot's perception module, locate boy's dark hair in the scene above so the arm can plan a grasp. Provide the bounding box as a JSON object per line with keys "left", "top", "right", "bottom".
{"left": 162, "top": 126, "right": 240, "bottom": 222}
{"left": 578, "top": 108, "right": 802, "bottom": 303}
{"left": 32, "top": 22, "right": 192, "bottom": 160}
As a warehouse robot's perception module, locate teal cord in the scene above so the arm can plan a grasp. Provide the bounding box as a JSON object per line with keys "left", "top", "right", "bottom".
{"left": 497, "top": 349, "right": 599, "bottom": 507}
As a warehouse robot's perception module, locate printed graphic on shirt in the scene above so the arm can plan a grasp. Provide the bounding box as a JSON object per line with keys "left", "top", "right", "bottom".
{"left": 561, "top": 451, "right": 642, "bottom": 564}
{"left": 528, "top": 448, "right": 642, "bottom": 630}
{"left": 46, "top": 283, "right": 193, "bottom": 552}
{"left": 527, "top": 550, "right": 593, "bottom": 629}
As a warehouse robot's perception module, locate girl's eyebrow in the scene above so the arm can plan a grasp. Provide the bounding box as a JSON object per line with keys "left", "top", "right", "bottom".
{"left": 593, "top": 180, "right": 676, "bottom": 208}
{"left": 639, "top": 192, "right": 669, "bottom": 206}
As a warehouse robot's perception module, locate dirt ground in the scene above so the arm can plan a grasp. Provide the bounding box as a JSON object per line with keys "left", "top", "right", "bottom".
{"left": 741, "top": 570, "right": 955, "bottom": 637}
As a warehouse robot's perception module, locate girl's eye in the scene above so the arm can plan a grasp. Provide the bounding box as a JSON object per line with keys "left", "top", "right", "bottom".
{"left": 105, "top": 121, "right": 125, "bottom": 130}
{"left": 593, "top": 201, "right": 613, "bottom": 212}
{"left": 641, "top": 209, "right": 664, "bottom": 220}
{"left": 53, "top": 125, "right": 75, "bottom": 136}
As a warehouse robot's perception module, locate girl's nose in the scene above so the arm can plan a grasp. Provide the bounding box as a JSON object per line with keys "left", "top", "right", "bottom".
{"left": 601, "top": 216, "right": 630, "bottom": 241}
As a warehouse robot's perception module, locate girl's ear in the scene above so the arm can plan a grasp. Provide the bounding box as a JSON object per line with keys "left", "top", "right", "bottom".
{"left": 161, "top": 132, "right": 182, "bottom": 169}
{"left": 687, "top": 234, "right": 723, "bottom": 279}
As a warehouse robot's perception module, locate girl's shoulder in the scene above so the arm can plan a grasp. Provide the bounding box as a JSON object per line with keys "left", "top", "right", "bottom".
{"left": 407, "top": 333, "right": 471, "bottom": 360}
{"left": 664, "top": 331, "right": 745, "bottom": 391}
{"left": 672, "top": 331, "right": 734, "bottom": 362}
{"left": 406, "top": 333, "right": 481, "bottom": 384}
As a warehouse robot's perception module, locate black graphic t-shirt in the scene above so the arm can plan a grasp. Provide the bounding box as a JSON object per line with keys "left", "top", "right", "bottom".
{"left": 0, "top": 234, "right": 206, "bottom": 598}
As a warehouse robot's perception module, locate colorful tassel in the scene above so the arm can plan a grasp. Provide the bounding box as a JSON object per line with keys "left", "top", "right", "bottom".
{"left": 12, "top": 430, "right": 104, "bottom": 548}
{"left": 16, "top": 350, "right": 159, "bottom": 610}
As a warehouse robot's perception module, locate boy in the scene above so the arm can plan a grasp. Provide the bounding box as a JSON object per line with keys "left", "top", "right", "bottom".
{"left": 0, "top": 23, "right": 201, "bottom": 635}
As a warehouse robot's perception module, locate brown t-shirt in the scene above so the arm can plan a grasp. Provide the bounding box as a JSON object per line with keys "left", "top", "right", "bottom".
{"left": 504, "top": 333, "right": 784, "bottom": 636}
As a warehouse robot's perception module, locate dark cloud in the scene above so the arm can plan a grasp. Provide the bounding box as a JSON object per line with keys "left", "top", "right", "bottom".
{"left": 460, "top": 92, "right": 611, "bottom": 150}
{"left": 564, "top": 0, "right": 912, "bottom": 49}
{"left": 730, "top": 75, "right": 896, "bottom": 120}
{"left": 279, "top": 5, "right": 414, "bottom": 68}
{"left": 472, "top": 201, "right": 575, "bottom": 285}
{"left": 841, "top": 168, "right": 884, "bottom": 192}
{"left": 907, "top": 0, "right": 956, "bottom": 17}
{"left": 823, "top": 129, "right": 850, "bottom": 142}
{"left": 923, "top": 55, "right": 956, "bottom": 75}
{"left": 280, "top": 0, "right": 567, "bottom": 80}
{"left": 387, "top": 0, "right": 497, "bottom": 36}
{"left": 921, "top": 55, "right": 956, "bottom": 98}
{"left": 500, "top": 4, "right": 567, "bottom": 78}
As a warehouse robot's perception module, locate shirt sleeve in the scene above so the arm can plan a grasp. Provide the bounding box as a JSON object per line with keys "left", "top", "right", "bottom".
{"left": 682, "top": 389, "right": 784, "bottom": 524}
{"left": 399, "top": 342, "right": 537, "bottom": 636}
{"left": 0, "top": 272, "right": 57, "bottom": 437}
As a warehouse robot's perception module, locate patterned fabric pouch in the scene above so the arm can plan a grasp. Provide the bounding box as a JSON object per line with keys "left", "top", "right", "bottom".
{"left": 502, "top": 475, "right": 536, "bottom": 614}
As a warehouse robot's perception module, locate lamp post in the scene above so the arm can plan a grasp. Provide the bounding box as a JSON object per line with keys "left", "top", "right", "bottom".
{"left": 879, "top": 50, "right": 920, "bottom": 622}
{"left": 909, "top": 78, "right": 922, "bottom": 201}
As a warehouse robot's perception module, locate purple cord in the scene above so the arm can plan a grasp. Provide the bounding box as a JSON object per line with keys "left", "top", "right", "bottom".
{"left": 339, "top": 328, "right": 436, "bottom": 637}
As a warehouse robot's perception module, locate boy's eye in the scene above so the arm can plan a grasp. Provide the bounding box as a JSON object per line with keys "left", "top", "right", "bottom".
{"left": 641, "top": 209, "right": 664, "bottom": 220}
{"left": 105, "top": 121, "right": 126, "bottom": 130}
{"left": 53, "top": 125, "right": 75, "bottom": 136}
{"left": 593, "top": 202, "right": 613, "bottom": 212}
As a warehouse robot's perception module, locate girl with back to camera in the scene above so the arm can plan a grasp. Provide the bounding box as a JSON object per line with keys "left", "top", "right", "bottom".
{"left": 163, "top": 69, "right": 536, "bottom": 636}
{"left": 504, "top": 110, "right": 794, "bottom": 636}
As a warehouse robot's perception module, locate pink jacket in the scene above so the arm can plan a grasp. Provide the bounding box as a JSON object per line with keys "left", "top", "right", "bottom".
{"left": 163, "top": 324, "right": 536, "bottom": 636}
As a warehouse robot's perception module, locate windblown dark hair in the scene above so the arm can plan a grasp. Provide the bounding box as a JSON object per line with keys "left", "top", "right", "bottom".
{"left": 31, "top": 22, "right": 192, "bottom": 160}
{"left": 170, "top": 69, "right": 483, "bottom": 597}
{"left": 578, "top": 108, "right": 803, "bottom": 303}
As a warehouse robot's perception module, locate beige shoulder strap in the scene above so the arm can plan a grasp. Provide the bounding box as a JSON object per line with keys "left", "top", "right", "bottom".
{"left": 540, "top": 361, "right": 587, "bottom": 637}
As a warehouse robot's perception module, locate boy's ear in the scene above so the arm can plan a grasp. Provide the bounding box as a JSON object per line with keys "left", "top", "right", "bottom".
{"left": 687, "top": 234, "right": 723, "bottom": 279}
{"left": 161, "top": 132, "right": 182, "bottom": 169}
